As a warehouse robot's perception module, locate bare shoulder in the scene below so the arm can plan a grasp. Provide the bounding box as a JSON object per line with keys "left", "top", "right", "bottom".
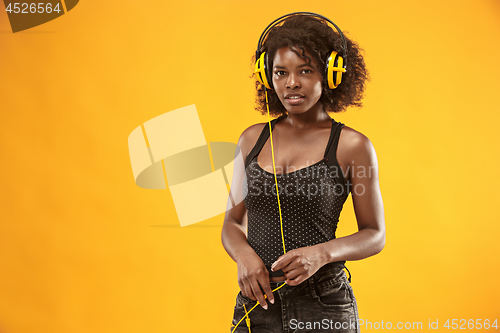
{"left": 338, "top": 125, "right": 378, "bottom": 165}
{"left": 237, "top": 122, "right": 268, "bottom": 161}
{"left": 339, "top": 125, "right": 372, "bottom": 150}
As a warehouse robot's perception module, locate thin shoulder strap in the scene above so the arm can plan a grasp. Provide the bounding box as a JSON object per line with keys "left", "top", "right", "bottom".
{"left": 324, "top": 120, "right": 350, "bottom": 195}
{"left": 324, "top": 120, "right": 344, "bottom": 162}
{"left": 244, "top": 116, "right": 284, "bottom": 169}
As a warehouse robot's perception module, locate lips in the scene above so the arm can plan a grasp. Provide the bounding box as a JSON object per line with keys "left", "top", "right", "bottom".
{"left": 285, "top": 93, "right": 305, "bottom": 105}
{"left": 285, "top": 93, "right": 305, "bottom": 99}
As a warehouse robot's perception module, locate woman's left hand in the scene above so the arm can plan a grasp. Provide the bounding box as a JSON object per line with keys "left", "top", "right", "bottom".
{"left": 270, "top": 244, "right": 326, "bottom": 286}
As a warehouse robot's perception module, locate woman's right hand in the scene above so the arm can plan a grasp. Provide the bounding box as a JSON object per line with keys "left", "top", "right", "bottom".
{"left": 237, "top": 250, "right": 275, "bottom": 310}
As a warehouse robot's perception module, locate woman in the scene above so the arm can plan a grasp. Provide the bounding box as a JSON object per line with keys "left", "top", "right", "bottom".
{"left": 222, "top": 12, "right": 385, "bottom": 332}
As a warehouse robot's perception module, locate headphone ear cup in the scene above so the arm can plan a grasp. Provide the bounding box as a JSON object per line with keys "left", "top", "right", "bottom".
{"left": 254, "top": 52, "right": 273, "bottom": 90}
{"left": 326, "top": 51, "right": 345, "bottom": 89}
{"left": 263, "top": 52, "right": 274, "bottom": 90}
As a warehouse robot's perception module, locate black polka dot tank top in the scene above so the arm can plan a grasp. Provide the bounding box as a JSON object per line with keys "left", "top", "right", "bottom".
{"left": 243, "top": 115, "right": 351, "bottom": 277}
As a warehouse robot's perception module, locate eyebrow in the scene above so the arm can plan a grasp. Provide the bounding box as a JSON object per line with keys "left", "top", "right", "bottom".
{"left": 273, "top": 63, "right": 313, "bottom": 69}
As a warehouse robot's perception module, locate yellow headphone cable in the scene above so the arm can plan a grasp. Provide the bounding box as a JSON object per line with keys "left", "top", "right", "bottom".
{"left": 231, "top": 89, "right": 287, "bottom": 333}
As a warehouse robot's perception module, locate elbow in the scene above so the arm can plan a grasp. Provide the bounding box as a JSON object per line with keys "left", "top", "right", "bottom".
{"left": 221, "top": 221, "right": 231, "bottom": 246}
{"left": 359, "top": 226, "right": 385, "bottom": 257}
{"left": 373, "top": 229, "right": 386, "bottom": 255}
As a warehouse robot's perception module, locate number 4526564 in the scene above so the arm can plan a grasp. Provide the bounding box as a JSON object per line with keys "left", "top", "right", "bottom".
{"left": 5, "top": 3, "right": 61, "bottom": 14}
{"left": 444, "top": 319, "right": 498, "bottom": 329}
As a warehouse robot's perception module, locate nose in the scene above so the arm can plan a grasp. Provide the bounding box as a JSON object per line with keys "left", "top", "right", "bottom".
{"left": 286, "top": 73, "right": 300, "bottom": 89}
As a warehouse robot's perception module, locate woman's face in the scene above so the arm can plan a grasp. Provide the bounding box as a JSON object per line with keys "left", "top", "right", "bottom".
{"left": 272, "top": 46, "right": 323, "bottom": 115}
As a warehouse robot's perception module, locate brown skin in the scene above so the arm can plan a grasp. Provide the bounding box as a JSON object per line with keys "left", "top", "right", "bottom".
{"left": 221, "top": 47, "right": 385, "bottom": 310}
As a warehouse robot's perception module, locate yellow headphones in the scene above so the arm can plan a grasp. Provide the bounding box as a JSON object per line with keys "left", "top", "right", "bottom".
{"left": 254, "top": 12, "right": 347, "bottom": 90}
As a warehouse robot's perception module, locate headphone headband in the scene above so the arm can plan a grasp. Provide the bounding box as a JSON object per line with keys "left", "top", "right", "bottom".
{"left": 256, "top": 12, "right": 348, "bottom": 66}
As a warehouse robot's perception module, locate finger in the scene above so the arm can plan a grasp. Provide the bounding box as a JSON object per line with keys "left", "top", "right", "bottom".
{"left": 259, "top": 276, "right": 275, "bottom": 305}
{"left": 238, "top": 280, "right": 245, "bottom": 294}
{"left": 271, "top": 253, "right": 287, "bottom": 267}
{"left": 250, "top": 280, "right": 268, "bottom": 310}
{"left": 287, "top": 273, "right": 306, "bottom": 286}
{"left": 284, "top": 268, "right": 301, "bottom": 281}
{"left": 271, "top": 253, "right": 293, "bottom": 272}
{"left": 243, "top": 280, "right": 256, "bottom": 301}
{"left": 278, "top": 258, "right": 303, "bottom": 276}
{"left": 286, "top": 269, "right": 309, "bottom": 286}
{"left": 280, "top": 260, "right": 300, "bottom": 273}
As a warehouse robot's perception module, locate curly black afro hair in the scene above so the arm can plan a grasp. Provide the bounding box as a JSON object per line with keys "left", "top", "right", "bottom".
{"left": 253, "top": 14, "right": 369, "bottom": 116}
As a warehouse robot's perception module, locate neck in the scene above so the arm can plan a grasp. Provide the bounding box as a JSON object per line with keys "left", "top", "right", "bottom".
{"left": 283, "top": 104, "right": 331, "bottom": 129}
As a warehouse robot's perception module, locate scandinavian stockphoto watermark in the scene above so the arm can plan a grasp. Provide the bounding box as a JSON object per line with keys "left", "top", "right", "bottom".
{"left": 289, "top": 318, "right": 499, "bottom": 330}
{"left": 289, "top": 318, "right": 358, "bottom": 330}
{"left": 245, "top": 160, "right": 377, "bottom": 199}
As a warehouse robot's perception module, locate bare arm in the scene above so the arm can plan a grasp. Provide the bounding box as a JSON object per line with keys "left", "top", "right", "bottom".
{"left": 318, "top": 132, "right": 386, "bottom": 262}
{"left": 221, "top": 126, "right": 275, "bottom": 309}
{"left": 271, "top": 131, "right": 386, "bottom": 285}
{"left": 220, "top": 139, "right": 251, "bottom": 262}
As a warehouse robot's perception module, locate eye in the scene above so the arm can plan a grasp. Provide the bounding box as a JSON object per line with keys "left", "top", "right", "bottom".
{"left": 275, "top": 70, "right": 286, "bottom": 76}
{"left": 300, "top": 69, "right": 313, "bottom": 74}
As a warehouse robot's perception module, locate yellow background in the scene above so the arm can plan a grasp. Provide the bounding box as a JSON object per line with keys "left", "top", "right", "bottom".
{"left": 1, "top": 0, "right": 499, "bottom": 332}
